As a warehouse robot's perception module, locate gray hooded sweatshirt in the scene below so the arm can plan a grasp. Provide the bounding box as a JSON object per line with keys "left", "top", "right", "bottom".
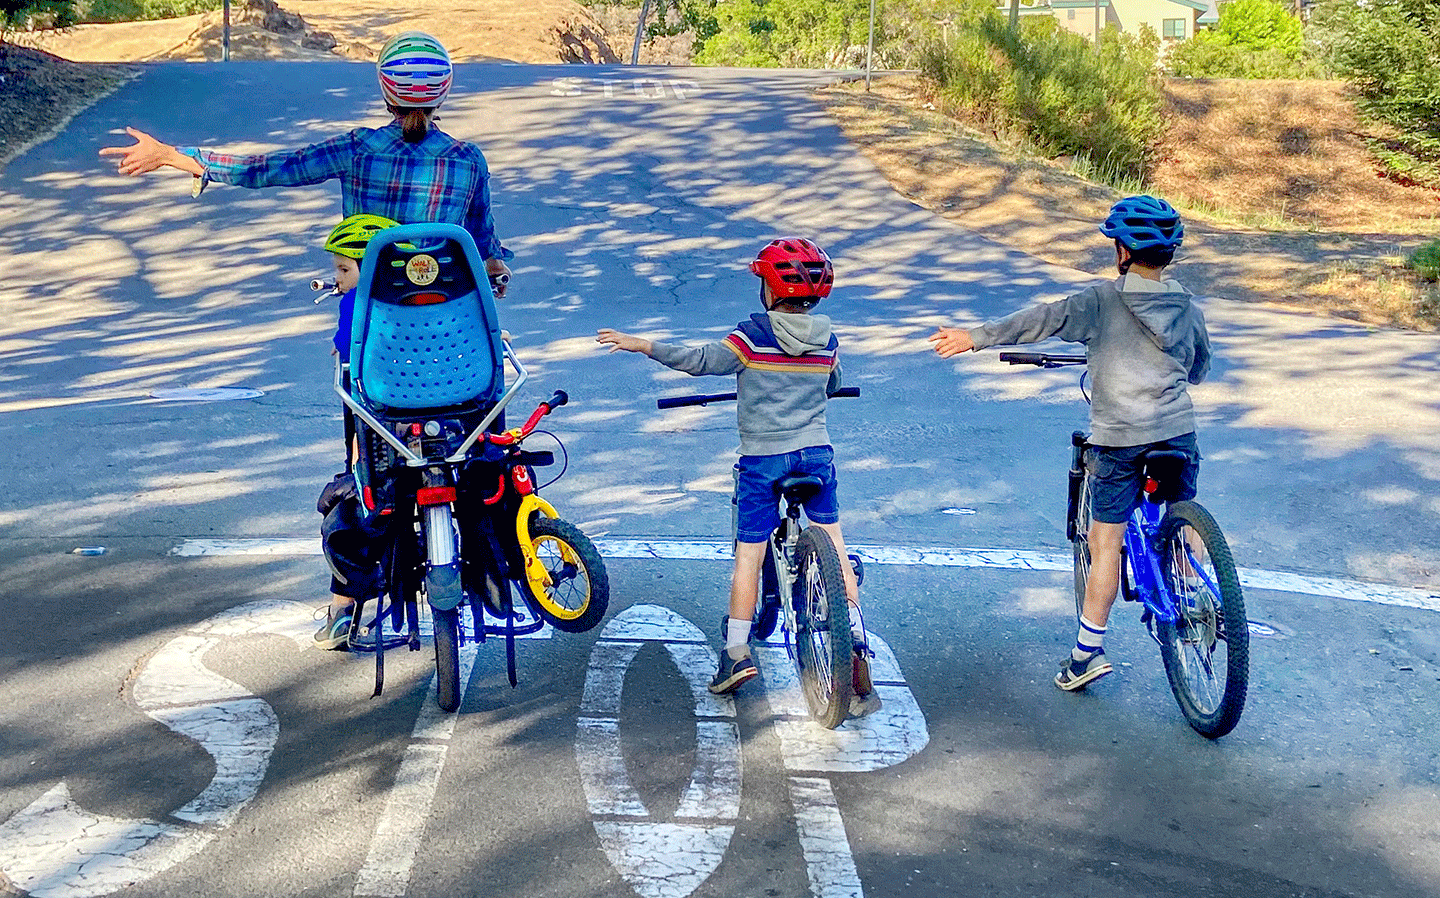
{"left": 650, "top": 309, "right": 842, "bottom": 457}
{"left": 970, "top": 274, "right": 1211, "bottom": 447}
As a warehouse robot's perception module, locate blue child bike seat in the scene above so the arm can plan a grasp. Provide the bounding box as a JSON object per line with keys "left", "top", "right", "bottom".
{"left": 348, "top": 223, "right": 504, "bottom": 413}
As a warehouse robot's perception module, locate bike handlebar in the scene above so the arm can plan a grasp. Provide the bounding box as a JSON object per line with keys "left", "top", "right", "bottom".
{"left": 998, "top": 352, "right": 1086, "bottom": 368}
{"left": 657, "top": 386, "right": 860, "bottom": 410}
{"left": 486, "top": 390, "right": 568, "bottom": 446}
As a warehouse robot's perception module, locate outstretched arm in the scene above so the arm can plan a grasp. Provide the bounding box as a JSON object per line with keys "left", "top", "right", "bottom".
{"left": 98, "top": 127, "right": 204, "bottom": 177}
{"left": 597, "top": 329, "right": 654, "bottom": 356}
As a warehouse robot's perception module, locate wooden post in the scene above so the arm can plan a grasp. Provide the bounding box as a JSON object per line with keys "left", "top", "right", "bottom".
{"left": 222, "top": 0, "right": 230, "bottom": 61}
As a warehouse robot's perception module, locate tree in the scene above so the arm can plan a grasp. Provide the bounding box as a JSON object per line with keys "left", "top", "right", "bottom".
{"left": 1309, "top": 0, "right": 1440, "bottom": 183}
{"left": 1165, "top": 0, "right": 1310, "bottom": 77}
{"left": 1, "top": 0, "right": 78, "bottom": 30}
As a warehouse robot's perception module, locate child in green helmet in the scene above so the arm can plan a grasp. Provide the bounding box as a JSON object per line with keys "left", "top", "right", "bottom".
{"left": 324, "top": 213, "right": 398, "bottom": 364}
{"left": 314, "top": 213, "right": 397, "bottom": 650}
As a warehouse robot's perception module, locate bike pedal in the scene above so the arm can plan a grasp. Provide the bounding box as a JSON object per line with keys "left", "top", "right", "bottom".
{"left": 848, "top": 554, "right": 865, "bottom": 587}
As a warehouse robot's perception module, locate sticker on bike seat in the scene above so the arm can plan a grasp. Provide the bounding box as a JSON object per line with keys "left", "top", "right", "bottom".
{"left": 405, "top": 254, "right": 440, "bottom": 286}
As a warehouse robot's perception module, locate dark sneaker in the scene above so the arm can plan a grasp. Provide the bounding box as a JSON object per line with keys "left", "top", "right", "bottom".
{"left": 709, "top": 650, "right": 758, "bottom": 694}
{"left": 313, "top": 604, "right": 354, "bottom": 650}
{"left": 1054, "top": 650, "right": 1113, "bottom": 692}
{"left": 848, "top": 643, "right": 883, "bottom": 719}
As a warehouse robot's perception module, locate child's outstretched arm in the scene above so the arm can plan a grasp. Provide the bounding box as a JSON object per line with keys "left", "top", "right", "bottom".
{"left": 597, "top": 329, "right": 654, "bottom": 356}
{"left": 929, "top": 326, "right": 976, "bottom": 358}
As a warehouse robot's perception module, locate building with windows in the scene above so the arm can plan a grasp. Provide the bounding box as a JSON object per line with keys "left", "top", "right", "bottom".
{"left": 1001, "top": 0, "right": 1217, "bottom": 42}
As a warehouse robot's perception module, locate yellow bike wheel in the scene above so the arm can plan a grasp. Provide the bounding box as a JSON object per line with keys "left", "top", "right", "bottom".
{"left": 523, "top": 516, "right": 609, "bottom": 633}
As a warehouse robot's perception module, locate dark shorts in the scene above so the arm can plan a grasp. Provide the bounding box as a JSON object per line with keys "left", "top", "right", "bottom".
{"left": 733, "top": 446, "right": 840, "bottom": 543}
{"left": 1088, "top": 433, "right": 1201, "bottom": 524}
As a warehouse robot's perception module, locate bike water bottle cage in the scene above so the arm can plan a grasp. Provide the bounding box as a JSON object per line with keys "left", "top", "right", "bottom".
{"left": 778, "top": 474, "right": 824, "bottom": 515}
{"left": 1140, "top": 449, "right": 1190, "bottom": 503}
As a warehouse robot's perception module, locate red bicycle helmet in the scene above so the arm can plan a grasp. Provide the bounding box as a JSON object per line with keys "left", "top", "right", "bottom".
{"left": 750, "top": 237, "right": 834, "bottom": 304}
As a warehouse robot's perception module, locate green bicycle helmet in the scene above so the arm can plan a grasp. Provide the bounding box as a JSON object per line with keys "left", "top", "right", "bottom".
{"left": 1099, "top": 195, "right": 1184, "bottom": 252}
{"left": 324, "top": 214, "right": 399, "bottom": 259}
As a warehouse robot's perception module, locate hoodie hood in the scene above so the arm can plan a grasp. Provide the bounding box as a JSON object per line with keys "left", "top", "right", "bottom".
{"left": 764, "top": 310, "right": 833, "bottom": 355}
{"left": 1116, "top": 275, "right": 1193, "bottom": 351}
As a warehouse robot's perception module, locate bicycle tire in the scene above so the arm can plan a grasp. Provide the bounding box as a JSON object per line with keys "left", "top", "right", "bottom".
{"left": 1156, "top": 501, "right": 1249, "bottom": 738}
{"left": 1071, "top": 473, "right": 1092, "bottom": 622}
{"left": 753, "top": 542, "right": 781, "bottom": 640}
{"left": 523, "top": 516, "right": 610, "bottom": 633}
{"left": 792, "top": 527, "right": 853, "bottom": 729}
{"left": 432, "top": 606, "right": 462, "bottom": 712}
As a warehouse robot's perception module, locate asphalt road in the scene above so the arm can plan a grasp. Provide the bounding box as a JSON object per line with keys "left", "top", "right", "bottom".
{"left": 1, "top": 62, "right": 1438, "bottom": 898}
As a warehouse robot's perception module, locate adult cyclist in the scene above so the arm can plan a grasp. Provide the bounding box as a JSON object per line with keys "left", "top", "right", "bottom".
{"left": 100, "top": 32, "right": 514, "bottom": 647}
{"left": 99, "top": 31, "right": 512, "bottom": 293}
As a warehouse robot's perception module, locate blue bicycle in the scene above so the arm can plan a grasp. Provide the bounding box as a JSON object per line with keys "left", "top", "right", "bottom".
{"left": 1002, "top": 351, "right": 1249, "bottom": 738}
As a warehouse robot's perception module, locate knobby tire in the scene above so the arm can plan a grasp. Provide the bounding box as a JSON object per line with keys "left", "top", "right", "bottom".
{"left": 793, "top": 527, "right": 853, "bottom": 729}
{"left": 1157, "top": 501, "right": 1249, "bottom": 738}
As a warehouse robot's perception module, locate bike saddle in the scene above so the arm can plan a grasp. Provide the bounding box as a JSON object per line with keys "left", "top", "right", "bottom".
{"left": 1140, "top": 449, "right": 1190, "bottom": 502}
{"left": 777, "top": 474, "right": 824, "bottom": 506}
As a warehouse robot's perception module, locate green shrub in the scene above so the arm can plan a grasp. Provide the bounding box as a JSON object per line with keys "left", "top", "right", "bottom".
{"left": 80, "top": 0, "right": 218, "bottom": 23}
{"left": 1164, "top": 0, "right": 1317, "bottom": 78}
{"left": 1410, "top": 240, "right": 1440, "bottom": 281}
{"left": 1310, "top": 0, "right": 1440, "bottom": 184}
{"left": 919, "top": 5, "right": 1167, "bottom": 182}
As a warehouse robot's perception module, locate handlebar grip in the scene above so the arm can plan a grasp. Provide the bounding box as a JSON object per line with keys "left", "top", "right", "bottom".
{"left": 999, "top": 352, "right": 1047, "bottom": 365}
{"left": 548, "top": 390, "right": 569, "bottom": 409}
{"left": 999, "top": 351, "right": 1086, "bottom": 368}
{"left": 657, "top": 392, "right": 735, "bottom": 410}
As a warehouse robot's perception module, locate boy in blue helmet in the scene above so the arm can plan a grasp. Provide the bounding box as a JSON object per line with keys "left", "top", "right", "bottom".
{"left": 929, "top": 196, "right": 1211, "bottom": 691}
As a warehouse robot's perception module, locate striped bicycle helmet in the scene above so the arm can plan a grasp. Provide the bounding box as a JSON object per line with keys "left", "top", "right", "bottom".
{"left": 376, "top": 32, "right": 452, "bottom": 109}
{"left": 1099, "top": 195, "right": 1184, "bottom": 252}
{"left": 750, "top": 237, "right": 834, "bottom": 305}
{"left": 324, "top": 214, "right": 399, "bottom": 259}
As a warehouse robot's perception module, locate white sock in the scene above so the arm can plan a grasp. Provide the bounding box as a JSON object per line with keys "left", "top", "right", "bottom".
{"left": 725, "top": 617, "right": 752, "bottom": 651}
{"left": 848, "top": 603, "right": 865, "bottom": 641}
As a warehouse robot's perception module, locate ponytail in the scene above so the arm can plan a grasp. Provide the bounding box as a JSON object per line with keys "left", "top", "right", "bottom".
{"left": 389, "top": 105, "right": 435, "bottom": 143}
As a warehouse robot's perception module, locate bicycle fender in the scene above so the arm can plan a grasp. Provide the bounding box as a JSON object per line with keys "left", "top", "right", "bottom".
{"left": 516, "top": 495, "right": 560, "bottom": 604}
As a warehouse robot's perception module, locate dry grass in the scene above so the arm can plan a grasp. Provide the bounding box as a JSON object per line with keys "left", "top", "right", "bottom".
{"left": 820, "top": 75, "right": 1440, "bottom": 332}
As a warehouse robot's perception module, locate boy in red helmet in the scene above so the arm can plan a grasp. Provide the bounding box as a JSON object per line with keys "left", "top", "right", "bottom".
{"left": 598, "top": 238, "right": 879, "bottom": 717}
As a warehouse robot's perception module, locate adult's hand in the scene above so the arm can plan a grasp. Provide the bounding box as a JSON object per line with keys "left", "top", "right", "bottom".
{"left": 98, "top": 127, "right": 204, "bottom": 177}
{"left": 485, "top": 257, "right": 512, "bottom": 298}
{"left": 928, "top": 326, "right": 976, "bottom": 358}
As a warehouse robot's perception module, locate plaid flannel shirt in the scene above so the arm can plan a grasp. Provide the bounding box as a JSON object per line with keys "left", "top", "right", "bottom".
{"left": 180, "top": 122, "right": 510, "bottom": 260}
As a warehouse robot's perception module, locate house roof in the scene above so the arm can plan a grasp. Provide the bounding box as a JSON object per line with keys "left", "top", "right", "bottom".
{"left": 1198, "top": 0, "right": 1221, "bottom": 22}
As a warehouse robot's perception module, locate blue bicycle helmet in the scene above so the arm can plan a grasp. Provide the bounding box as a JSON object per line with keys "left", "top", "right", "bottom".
{"left": 1099, "top": 195, "right": 1184, "bottom": 252}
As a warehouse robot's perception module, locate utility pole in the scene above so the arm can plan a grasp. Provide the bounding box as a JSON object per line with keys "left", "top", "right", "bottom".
{"left": 223, "top": 0, "right": 230, "bottom": 61}
{"left": 865, "top": 0, "right": 876, "bottom": 91}
{"left": 631, "top": 0, "right": 653, "bottom": 65}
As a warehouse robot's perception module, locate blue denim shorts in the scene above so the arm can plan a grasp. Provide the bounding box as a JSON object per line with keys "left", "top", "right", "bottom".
{"left": 1089, "top": 432, "right": 1201, "bottom": 524}
{"left": 733, "top": 446, "right": 840, "bottom": 543}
